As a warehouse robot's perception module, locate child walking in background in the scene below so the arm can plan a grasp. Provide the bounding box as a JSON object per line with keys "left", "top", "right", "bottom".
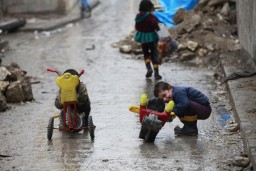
{"left": 135, "top": 0, "right": 162, "bottom": 79}
{"left": 80, "top": 0, "right": 91, "bottom": 18}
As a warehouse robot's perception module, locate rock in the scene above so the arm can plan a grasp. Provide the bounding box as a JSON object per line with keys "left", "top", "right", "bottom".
{"left": 0, "top": 92, "right": 7, "bottom": 111}
{"left": 0, "top": 81, "right": 9, "bottom": 92}
{"left": 180, "top": 52, "right": 196, "bottom": 61}
{"left": 208, "top": 0, "right": 229, "bottom": 7}
{"left": 5, "top": 81, "right": 25, "bottom": 103}
{"left": 0, "top": 66, "right": 11, "bottom": 81}
{"left": 5, "top": 63, "right": 26, "bottom": 81}
{"left": 198, "top": 48, "right": 208, "bottom": 57}
{"left": 187, "top": 40, "right": 199, "bottom": 51}
{"left": 20, "top": 77, "right": 34, "bottom": 101}
{"left": 206, "top": 44, "right": 215, "bottom": 51}
{"left": 178, "top": 43, "right": 187, "bottom": 51}
{"left": 120, "top": 45, "right": 132, "bottom": 53}
{"left": 221, "top": 2, "right": 231, "bottom": 16}
{"left": 133, "top": 48, "right": 143, "bottom": 55}
{"left": 233, "top": 156, "right": 250, "bottom": 168}
{"left": 183, "top": 14, "right": 201, "bottom": 33}
{"left": 173, "top": 8, "right": 186, "bottom": 24}
{"left": 194, "top": 0, "right": 210, "bottom": 11}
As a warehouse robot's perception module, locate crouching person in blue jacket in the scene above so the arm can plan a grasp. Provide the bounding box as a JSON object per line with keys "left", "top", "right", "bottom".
{"left": 153, "top": 81, "right": 212, "bottom": 136}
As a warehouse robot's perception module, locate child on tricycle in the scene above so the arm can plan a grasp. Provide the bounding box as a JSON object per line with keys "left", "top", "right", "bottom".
{"left": 47, "top": 68, "right": 95, "bottom": 140}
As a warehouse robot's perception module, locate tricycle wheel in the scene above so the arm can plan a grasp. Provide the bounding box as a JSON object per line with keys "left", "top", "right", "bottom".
{"left": 47, "top": 117, "right": 54, "bottom": 140}
{"left": 88, "top": 115, "right": 95, "bottom": 139}
{"left": 139, "top": 114, "right": 162, "bottom": 143}
{"left": 144, "top": 129, "right": 158, "bottom": 143}
{"left": 139, "top": 124, "right": 148, "bottom": 139}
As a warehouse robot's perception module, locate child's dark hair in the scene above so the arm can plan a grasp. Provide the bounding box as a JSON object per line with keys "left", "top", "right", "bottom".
{"left": 139, "top": 0, "right": 154, "bottom": 12}
{"left": 154, "top": 81, "right": 172, "bottom": 97}
{"left": 63, "top": 69, "right": 79, "bottom": 76}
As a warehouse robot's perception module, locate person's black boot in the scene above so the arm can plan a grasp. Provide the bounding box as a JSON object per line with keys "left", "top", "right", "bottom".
{"left": 153, "top": 67, "right": 162, "bottom": 80}
{"left": 145, "top": 62, "right": 153, "bottom": 78}
{"left": 174, "top": 121, "right": 198, "bottom": 136}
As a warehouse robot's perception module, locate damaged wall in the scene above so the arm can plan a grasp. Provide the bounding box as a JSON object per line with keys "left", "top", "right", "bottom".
{"left": 237, "top": 0, "right": 256, "bottom": 62}
{"left": 5, "top": 0, "right": 77, "bottom": 15}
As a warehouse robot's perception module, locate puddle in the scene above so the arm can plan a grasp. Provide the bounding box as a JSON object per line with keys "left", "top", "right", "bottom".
{"left": 216, "top": 105, "right": 231, "bottom": 127}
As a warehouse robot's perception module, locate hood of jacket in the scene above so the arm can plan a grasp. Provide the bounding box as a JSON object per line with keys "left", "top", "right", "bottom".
{"left": 135, "top": 12, "right": 150, "bottom": 23}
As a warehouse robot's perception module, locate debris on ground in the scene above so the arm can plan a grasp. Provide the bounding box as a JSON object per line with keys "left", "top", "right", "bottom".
{"left": 115, "top": 0, "right": 240, "bottom": 67}
{"left": 232, "top": 155, "right": 250, "bottom": 168}
{"left": 0, "top": 62, "right": 34, "bottom": 112}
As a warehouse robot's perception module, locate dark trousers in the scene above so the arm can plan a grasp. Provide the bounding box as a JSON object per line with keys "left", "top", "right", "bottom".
{"left": 141, "top": 42, "right": 158, "bottom": 64}
{"left": 180, "top": 101, "right": 211, "bottom": 120}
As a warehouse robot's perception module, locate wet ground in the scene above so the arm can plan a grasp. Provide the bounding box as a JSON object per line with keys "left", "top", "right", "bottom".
{"left": 0, "top": 0, "right": 250, "bottom": 170}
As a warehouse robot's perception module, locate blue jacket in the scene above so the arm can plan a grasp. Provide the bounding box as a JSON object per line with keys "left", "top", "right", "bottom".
{"left": 172, "top": 86, "right": 209, "bottom": 117}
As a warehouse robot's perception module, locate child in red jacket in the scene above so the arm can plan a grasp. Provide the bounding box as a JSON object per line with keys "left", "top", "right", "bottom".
{"left": 135, "top": 0, "right": 162, "bottom": 79}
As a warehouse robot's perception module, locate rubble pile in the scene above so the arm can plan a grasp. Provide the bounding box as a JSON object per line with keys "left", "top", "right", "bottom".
{"left": 0, "top": 61, "right": 34, "bottom": 111}
{"left": 115, "top": 0, "right": 240, "bottom": 65}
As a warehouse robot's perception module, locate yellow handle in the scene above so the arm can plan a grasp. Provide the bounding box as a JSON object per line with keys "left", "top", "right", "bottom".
{"left": 140, "top": 93, "right": 148, "bottom": 106}
{"left": 53, "top": 114, "right": 60, "bottom": 118}
{"left": 165, "top": 100, "right": 175, "bottom": 113}
{"left": 129, "top": 105, "right": 140, "bottom": 113}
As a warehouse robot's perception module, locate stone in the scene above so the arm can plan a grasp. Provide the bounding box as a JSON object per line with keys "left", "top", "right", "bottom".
{"left": 0, "top": 92, "right": 7, "bottom": 111}
{"left": 180, "top": 52, "right": 196, "bottom": 61}
{"left": 120, "top": 45, "right": 132, "bottom": 53}
{"left": 221, "top": 2, "right": 231, "bottom": 16}
{"left": 0, "top": 81, "right": 9, "bottom": 92}
{"left": 198, "top": 48, "right": 208, "bottom": 57}
{"left": 183, "top": 14, "right": 201, "bottom": 33}
{"left": 20, "top": 77, "right": 34, "bottom": 101}
{"left": 233, "top": 156, "right": 250, "bottom": 168}
{"left": 173, "top": 8, "right": 186, "bottom": 24}
{"left": 5, "top": 81, "right": 25, "bottom": 103}
{"left": 0, "top": 66, "right": 11, "bottom": 81}
{"left": 187, "top": 40, "right": 199, "bottom": 51}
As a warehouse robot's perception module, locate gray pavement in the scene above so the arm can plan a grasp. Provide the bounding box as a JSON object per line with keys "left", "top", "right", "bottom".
{"left": 220, "top": 50, "right": 256, "bottom": 169}
{"left": 4, "top": 0, "right": 256, "bottom": 169}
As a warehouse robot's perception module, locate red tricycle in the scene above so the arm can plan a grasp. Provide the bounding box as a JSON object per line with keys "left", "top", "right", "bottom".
{"left": 47, "top": 68, "right": 95, "bottom": 140}
{"left": 129, "top": 93, "right": 175, "bottom": 142}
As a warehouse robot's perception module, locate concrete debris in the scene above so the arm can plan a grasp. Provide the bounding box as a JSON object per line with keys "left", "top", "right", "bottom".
{"left": 187, "top": 40, "right": 198, "bottom": 51}
{"left": 0, "top": 66, "right": 11, "bottom": 80}
{"left": 115, "top": 0, "right": 239, "bottom": 66}
{"left": 233, "top": 156, "right": 250, "bottom": 168}
{"left": 0, "top": 63, "right": 34, "bottom": 111}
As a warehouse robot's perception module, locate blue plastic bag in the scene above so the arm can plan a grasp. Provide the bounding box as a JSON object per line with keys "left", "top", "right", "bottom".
{"left": 154, "top": 0, "right": 200, "bottom": 28}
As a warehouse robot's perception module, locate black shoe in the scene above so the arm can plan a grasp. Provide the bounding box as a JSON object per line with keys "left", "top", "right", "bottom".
{"left": 174, "top": 125, "right": 198, "bottom": 136}
{"left": 154, "top": 74, "right": 162, "bottom": 80}
{"left": 146, "top": 70, "right": 153, "bottom": 77}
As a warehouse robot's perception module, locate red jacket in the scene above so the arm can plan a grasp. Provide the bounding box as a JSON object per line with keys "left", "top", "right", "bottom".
{"left": 135, "top": 12, "right": 160, "bottom": 33}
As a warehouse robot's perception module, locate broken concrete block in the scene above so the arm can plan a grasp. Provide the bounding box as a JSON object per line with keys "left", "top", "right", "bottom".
{"left": 187, "top": 40, "right": 199, "bottom": 51}
{"left": 0, "top": 66, "right": 11, "bottom": 81}
{"left": 5, "top": 81, "right": 25, "bottom": 103}
{"left": 0, "top": 81, "right": 9, "bottom": 92}
{"left": 0, "top": 92, "right": 7, "bottom": 111}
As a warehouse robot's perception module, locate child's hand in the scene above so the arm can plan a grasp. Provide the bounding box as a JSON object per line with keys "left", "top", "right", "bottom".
{"left": 170, "top": 112, "right": 176, "bottom": 120}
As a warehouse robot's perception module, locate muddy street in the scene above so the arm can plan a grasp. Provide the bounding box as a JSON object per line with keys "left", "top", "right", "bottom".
{"left": 0, "top": 0, "right": 249, "bottom": 170}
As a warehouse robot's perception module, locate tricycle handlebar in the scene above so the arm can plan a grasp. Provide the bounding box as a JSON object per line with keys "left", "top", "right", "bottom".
{"left": 47, "top": 68, "right": 61, "bottom": 76}
{"left": 78, "top": 70, "right": 85, "bottom": 77}
{"left": 47, "top": 68, "right": 85, "bottom": 77}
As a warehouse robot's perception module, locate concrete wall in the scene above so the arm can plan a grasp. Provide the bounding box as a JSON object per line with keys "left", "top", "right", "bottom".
{"left": 237, "top": 0, "right": 256, "bottom": 61}
{"left": 6, "top": 0, "right": 78, "bottom": 15}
